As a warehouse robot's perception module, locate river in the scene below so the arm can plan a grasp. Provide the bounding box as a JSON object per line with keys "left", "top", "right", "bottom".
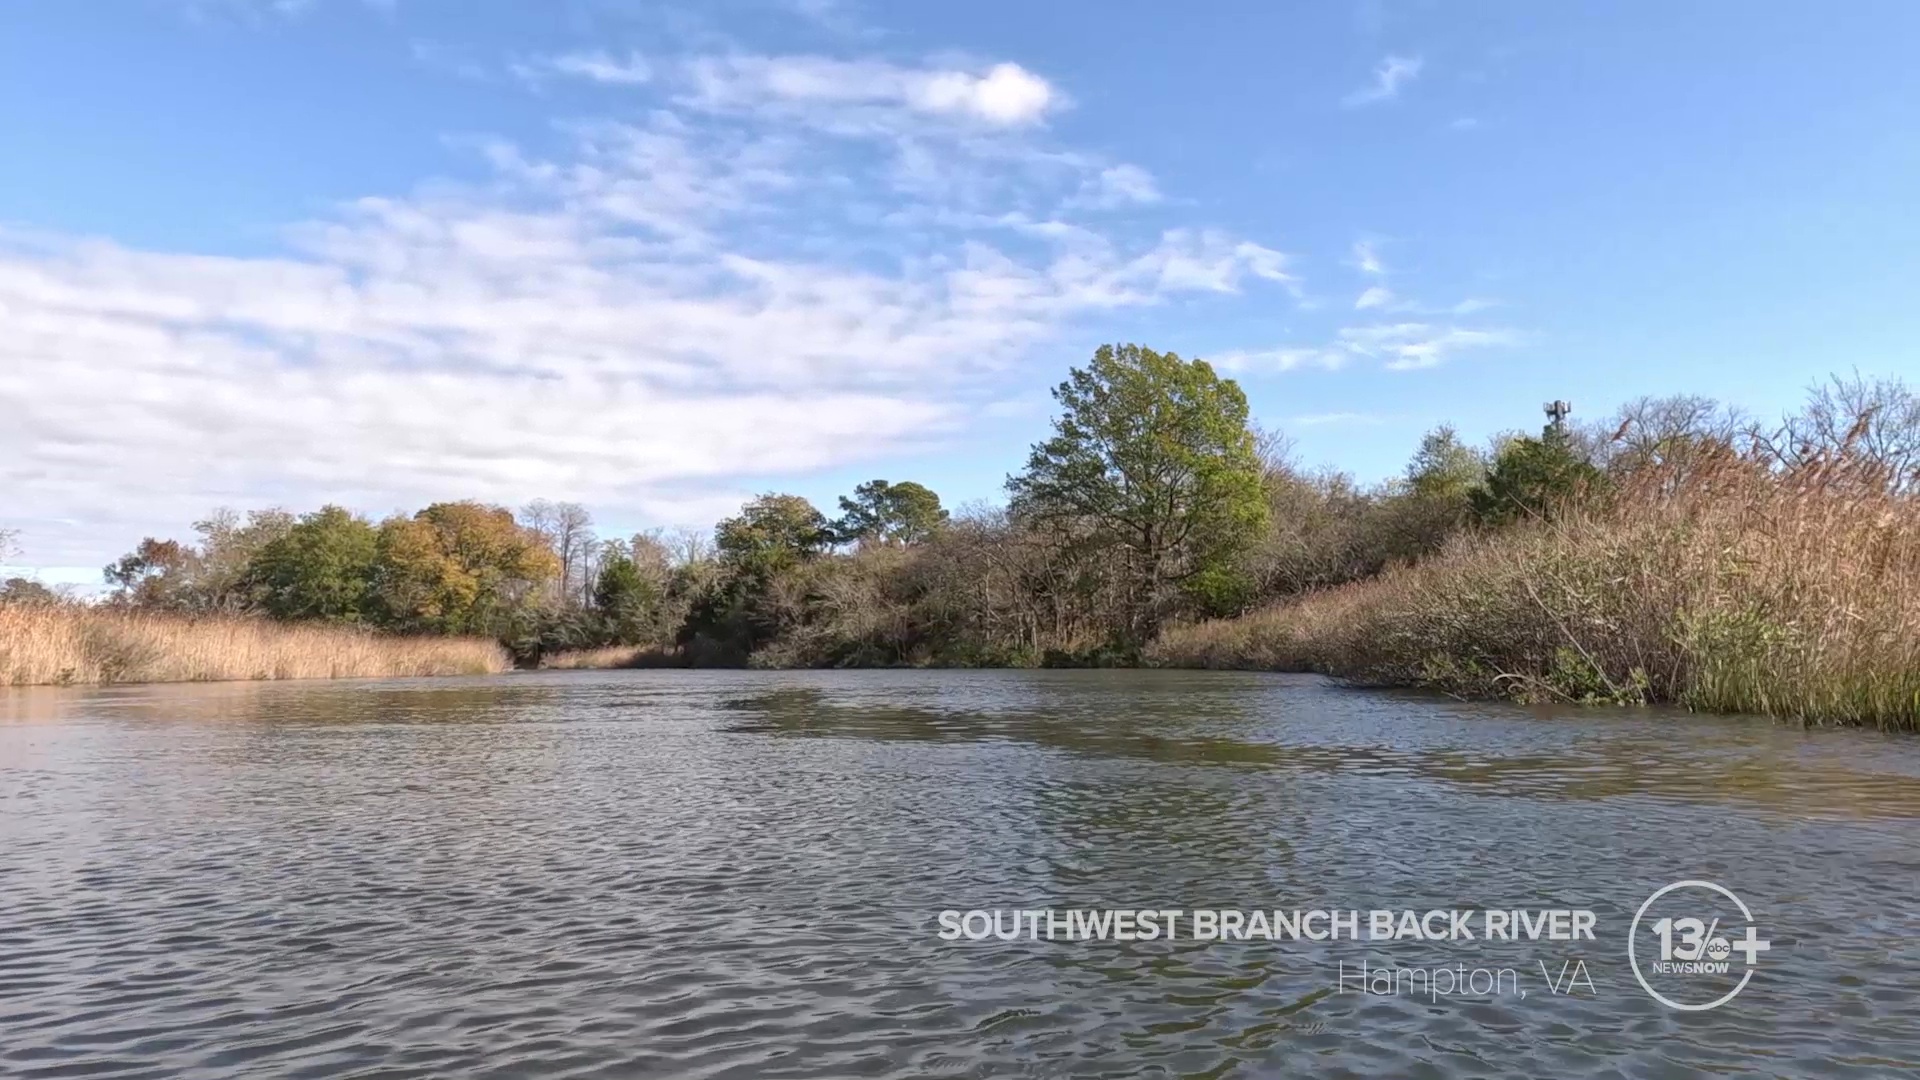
{"left": 3, "top": 669, "right": 1918, "bottom": 1077}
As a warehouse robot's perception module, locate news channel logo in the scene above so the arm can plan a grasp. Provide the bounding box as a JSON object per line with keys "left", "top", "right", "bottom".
{"left": 1628, "top": 879, "right": 1771, "bottom": 1011}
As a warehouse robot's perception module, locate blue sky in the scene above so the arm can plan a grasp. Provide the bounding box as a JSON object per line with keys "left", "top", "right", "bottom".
{"left": 5, "top": 0, "right": 1920, "bottom": 581}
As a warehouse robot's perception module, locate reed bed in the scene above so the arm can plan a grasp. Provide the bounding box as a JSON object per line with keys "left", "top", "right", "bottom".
{"left": 0, "top": 605, "right": 509, "bottom": 686}
{"left": 539, "top": 644, "right": 683, "bottom": 670}
{"left": 1149, "top": 451, "right": 1920, "bottom": 730}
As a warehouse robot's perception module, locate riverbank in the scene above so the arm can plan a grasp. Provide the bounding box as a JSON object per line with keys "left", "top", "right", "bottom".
{"left": 1146, "top": 460, "right": 1920, "bottom": 732}
{"left": 0, "top": 606, "right": 509, "bottom": 685}
{"left": 14, "top": 444, "right": 1915, "bottom": 733}
{"left": 528, "top": 453, "right": 1920, "bottom": 732}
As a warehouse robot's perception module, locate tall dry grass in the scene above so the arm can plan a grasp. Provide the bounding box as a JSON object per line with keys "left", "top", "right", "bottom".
{"left": 538, "top": 644, "right": 683, "bottom": 670}
{"left": 1149, "top": 448, "right": 1920, "bottom": 730}
{"left": 0, "top": 605, "right": 509, "bottom": 686}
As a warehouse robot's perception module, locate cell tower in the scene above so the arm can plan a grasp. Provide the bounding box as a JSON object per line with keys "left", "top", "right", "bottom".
{"left": 1543, "top": 400, "right": 1571, "bottom": 432}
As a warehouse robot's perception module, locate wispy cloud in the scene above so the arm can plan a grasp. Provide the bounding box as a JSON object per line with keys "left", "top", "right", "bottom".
{"left": 1066, "top": 164, "right": 1162, "bottom": 210}
{"left": 1286, "top": 411, "right": 1385, "bottom": 427}
{"left": 0, "top": 49, "right": 1296, "bottom": 567}
{"left": 1211, "top": 346, "right": 1346, "bottom": 374}
{"left": 1222, "top": 324, "right": 1516, "bottom": 375}
{"left": 1336, "top": 323, "right": 1518, "bottom": 370}
{"left": 1343, "top": 54, "right": 1423, "bottom": 107}
{"left": 1351, "top": 239, "right": 1386, "bottom": 276}
{"left": 678, "top": 54, "right": 1061, "bottom": 127}
{"left": 182, "top": 0, "right": 383, "bottom": 20}
{"left": 524, "top": 50, "right": 655, "bottom": 86}
{"left": 1221, "top": 276, "right": 1516, "bottom": 376}
{"left": 1356, "top": 289, "right": 1498, "bottom": 317}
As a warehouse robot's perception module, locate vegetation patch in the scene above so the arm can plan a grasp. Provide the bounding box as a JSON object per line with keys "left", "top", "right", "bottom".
{"left": 7, "top": 356, "right": 1917, "bottom": 729}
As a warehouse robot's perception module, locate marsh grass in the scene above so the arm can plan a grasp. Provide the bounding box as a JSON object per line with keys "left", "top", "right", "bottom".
{"left": 0, "top": 605, "right": 509, "bottom": 686}
{"left": 539, "top": 644, "right": 684, "bottom": 670}
{"left": 1149, "top": 448, "right": 1920, "bottom": 730}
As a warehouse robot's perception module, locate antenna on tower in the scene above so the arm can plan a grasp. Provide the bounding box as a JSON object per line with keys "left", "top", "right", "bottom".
{"left": 1543, "top": 400, "right": 1571, "bottom": 432}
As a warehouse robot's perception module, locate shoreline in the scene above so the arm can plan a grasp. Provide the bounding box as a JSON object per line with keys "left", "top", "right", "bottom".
{"left": 3, "top": 654, "right": 1909, "bottom": 735}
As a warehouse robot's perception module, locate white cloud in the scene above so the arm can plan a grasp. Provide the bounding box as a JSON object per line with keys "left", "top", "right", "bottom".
{"left": 534, "top": 50, "right": 654, "bottom": 86}
{"left": 1145, "top": 231, "right": 1294, "bottom": 293}
{"left": 1343, "top": 54, "right": 1423, "bottom": 107}
{"left": 1066, "top": 164, "right": 1162, "bottom": 210}
{"left": 1287, "top": 411, "right": 1384, "bottom": 427}
{"left": 1218, "top": 307, "right": 1517, "bottom": 377}
{"left": 927, "top": 62, "right": 1056, "bottom": 125}
{"left": 1352, "top": 239, "right": 1386, "bottom": 276}
{"left": 628, "top": 488, "right": 762, "bottom": 531}
{"left": 1211, "top": 346, "right": 1346, "bottom": 374}
{"left": 0, "top": 54, "right": 1295, "bottom": 567}
{"left": 680, "top": 55, "right": 1060, "bottom": 127}
{"left": 1353, "top": 288, "right": 1498, "bottom": 317}
{"left": 1336, "top": 323, "right": 1517, "bottom": 370}
{"left": 182, "top": 0, "right": 385, "bottom": 20}
{"left": 1355, "top": 285, "right": 1393, "bottom": 310}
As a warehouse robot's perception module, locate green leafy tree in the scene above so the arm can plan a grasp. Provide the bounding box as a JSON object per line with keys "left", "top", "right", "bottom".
{"left": 593, "top": 545, "right": 662, "bottom": 645}
{"left": 1406, "top": 425, "right": 1487, "bottom": 498}
{"left": 250, "top": 506, "right": 380, "bottom": 622}
{"left": 678, "top": 495, "right": 834, "bottom": 661}
{"left": 1008, "top": 343, "right": 1269, "bottom": 639}
{"left": 833, "top": 480, "right": 949, "bottom": 545}
{"left": 715, "top": 494, "right": 832, "bottom": 577}
{"left": 1349, "top": 424, "right": 1491, "bottom": 563}
{"left": 1470, "top": 424, "right": 1606, "bottom": 526}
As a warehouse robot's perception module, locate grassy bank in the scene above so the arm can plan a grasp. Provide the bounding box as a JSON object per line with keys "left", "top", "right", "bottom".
{"left": 0, "top": 605, "right": 509, "bottom": 686}
{"left": 1148, "top": 454, "right": 1920, "bottom": 731}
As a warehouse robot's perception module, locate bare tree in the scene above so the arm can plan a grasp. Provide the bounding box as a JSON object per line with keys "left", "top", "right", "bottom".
{"left": 630, "top": 530, "right": 675, "bottom": 575}
{"left": 574, "top": 533, "right": 603, "bottom": 608}
{"left": 1251, "top": 422, "right": 1298, "bottom": 478}
{"left": 193, "top": 507, "right": 295, "bottom": 612}
{"left": 0, "top": 527, "right": 17, "bottom": 563}
{"left": 1765, "top": 372, "right": 1920, "bottom": 492}
{"left": 665, "top": 526, "right": 714, "bottom": 567}
{"left": 521, "top": 500, "right": 596, "bottom": 606}
{"left": 1592, "top": 394, "right": 1747, "bottom": 490}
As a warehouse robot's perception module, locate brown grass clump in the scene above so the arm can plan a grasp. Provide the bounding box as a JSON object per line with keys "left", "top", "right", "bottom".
{"left": 539, "top": 644, "right": 683, "bottom": 670}
{"left": 1149, "top": 449, "right": 1920, "bottom": 730}
{"left": 0, "top": 605, "right": 509, "bottom": 686}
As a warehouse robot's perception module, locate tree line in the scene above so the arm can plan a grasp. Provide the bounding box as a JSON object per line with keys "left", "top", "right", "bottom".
{"left": 8, "top": 344, "right": 1916, "bottom": 668}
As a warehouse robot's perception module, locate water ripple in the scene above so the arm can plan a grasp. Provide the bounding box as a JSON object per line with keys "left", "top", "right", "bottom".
{"left": 2, "top": 670, "right": 1918, "bottom": 1077}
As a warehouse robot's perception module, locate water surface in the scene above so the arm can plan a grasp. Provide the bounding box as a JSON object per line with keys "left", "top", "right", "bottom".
{"left": 3, "top": 670, "right": 1918, "bottom": 1078}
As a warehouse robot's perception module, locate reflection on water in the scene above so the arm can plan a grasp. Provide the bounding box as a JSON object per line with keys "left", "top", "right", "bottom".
{"left": 3, "top": 669, "right": 1918, "bottom": 1078}
{"left": 719, "top": 679, "right": 1920, "bottom": 819}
